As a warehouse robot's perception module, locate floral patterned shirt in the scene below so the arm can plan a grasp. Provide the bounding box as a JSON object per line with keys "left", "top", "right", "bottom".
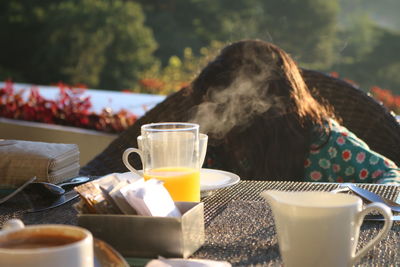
{"left": 304, "top": 121, "right": 400, "bottom": 184}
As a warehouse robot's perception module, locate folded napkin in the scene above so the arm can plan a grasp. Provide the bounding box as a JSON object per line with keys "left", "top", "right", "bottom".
{"left": 0, "top": 140, "right": 80, "bottom": 188}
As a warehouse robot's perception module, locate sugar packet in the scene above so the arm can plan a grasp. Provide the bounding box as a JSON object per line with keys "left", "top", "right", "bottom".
{"left": 109, "top": 180, "right": 140, "bottom": 215}
{"left": 121, "top": 179, "right": 182, "bottom": 217}
{"left": 74, "top": 174, "right": 122, "bottom": 214}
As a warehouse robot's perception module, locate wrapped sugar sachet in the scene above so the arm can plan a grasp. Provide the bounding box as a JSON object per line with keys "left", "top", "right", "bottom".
{"left": 121, "top": 179, "right": 182, "bottom": 218}
{"left": 109, "top": 180, "right": 140, "bottom": 215}
{"left": 74, "top": 174, "right": 121, "bottom": 214}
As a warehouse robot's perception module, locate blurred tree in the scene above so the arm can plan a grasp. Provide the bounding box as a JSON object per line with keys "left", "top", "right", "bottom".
{"left": 335, "top": 14, "right": 382, "bottom": 64}
{"left": 333, "top": 27, "right": 400, "bottom": 93}
{"left": 258, "top": 0, "right": 339, "bottom": 69}
{"left": 339, "top": 0, "right": 400, "bottom": 31}
{"left": 2, "top": 0, "right": 399, "bottom": 94}
{"left": 0, "top": 0, "right": 44, "bottom": 82}
{"left": 333, "top": 0, "right": 400, "bottom": 92}
{"left": 135, "top": 0, "right": 339, "bottom": 70}
{"left": 96, "top": 1, "right": 158, "bottom": 90}
{"left": 133, "top": 0, "right": 216, "bottom": 64}
{"left": 0, "top": 0, "right": 158, "bottom": 90}
{"left": 134, "top": 40, "right": 224, "bottom": 95}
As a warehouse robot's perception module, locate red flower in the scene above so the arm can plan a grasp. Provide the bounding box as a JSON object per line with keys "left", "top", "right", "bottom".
{"left": 330, "top": 72, "right": 339, "bottom": 78}
{"left": 139, "top": 78, "right": 165, "bottom": 90}
{"left": 342, "top": 150, "right": 352, "bottom": 162}
{"left": 383, "top": 159, "right": 392, "bottom": 168}
{"left": 336, "top": 136, "right": 345, "bottom": 145}
{"left": 0, "top": 82, "right": 138, "bottom": 133}
{"left": 310, "top": 171, "right": 322, "bottom": 181}
{"left": 304, "top": 159, "right": 311, "bottom": 168}
{"left": 359, "top": 169, "right": 369, "bottom": 180}
{"left": 332, "top": 164, "right": 340, "bottom": 173}
{"left": 372, "top": 170, "right": 384, "bottom": 179}
{"left": 356, "top": 152, "right": 366, "bottom": 163}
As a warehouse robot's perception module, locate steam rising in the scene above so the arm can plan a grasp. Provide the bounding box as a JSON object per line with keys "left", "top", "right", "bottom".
{"left": 190, "top": 50, "right": 284, "bottom": 138}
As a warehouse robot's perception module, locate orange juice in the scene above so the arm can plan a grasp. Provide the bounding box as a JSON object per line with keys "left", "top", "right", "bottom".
{"left": 144, "top": 167, "right": 200, "bottom": 202}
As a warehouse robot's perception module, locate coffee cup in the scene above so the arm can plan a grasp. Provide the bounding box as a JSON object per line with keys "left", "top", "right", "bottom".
{"left": 261, "top": 191, "right": 393, "bottom": 267}
{"left": 0, "top": 219, "right": 94, "bottom": 267}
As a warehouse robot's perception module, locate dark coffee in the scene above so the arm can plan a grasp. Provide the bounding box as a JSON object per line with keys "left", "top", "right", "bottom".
{"left": 0, "top": 231, "right": 83, "bottom": 249}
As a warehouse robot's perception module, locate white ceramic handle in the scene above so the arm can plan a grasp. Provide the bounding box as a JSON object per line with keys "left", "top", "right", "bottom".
{"left": 2, "top": 219, "right": 25, "bottom": 232}
{"left": 351, "top": 202, "right": 393, "bottom": 265}
{"left": 122, "top": 148, "right": 144, "bottom": 177}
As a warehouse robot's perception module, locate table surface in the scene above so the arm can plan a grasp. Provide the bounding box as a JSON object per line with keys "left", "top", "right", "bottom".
{"left": 1, "top": 180, "right": 399, "bottom": 266}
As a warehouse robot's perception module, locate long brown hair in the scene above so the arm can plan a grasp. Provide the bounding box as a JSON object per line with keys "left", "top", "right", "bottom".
{"left": 189, "top": 40, "right": 336, "bottom": 180}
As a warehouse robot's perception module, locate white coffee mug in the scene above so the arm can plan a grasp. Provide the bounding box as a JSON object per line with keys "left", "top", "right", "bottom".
{"left": 261, "top": 191, "right": 393, "bottom": 267}
{"left": 0, "top": 219, "right": 94, "bottom": 267}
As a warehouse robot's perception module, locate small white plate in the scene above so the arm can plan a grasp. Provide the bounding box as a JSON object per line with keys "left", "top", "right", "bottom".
{"left": 110, "top": 168, "right": 240, "bottom": 192}
{"left": 200, "top": 168, "right": 240, "bottom": 192}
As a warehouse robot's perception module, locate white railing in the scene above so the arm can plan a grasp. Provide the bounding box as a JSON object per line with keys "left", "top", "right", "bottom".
{"left": 0, "top": 82, "right": 166, "bottom": 117}
{"left": 0, "top": 82, "right": 166, "bottom": 165}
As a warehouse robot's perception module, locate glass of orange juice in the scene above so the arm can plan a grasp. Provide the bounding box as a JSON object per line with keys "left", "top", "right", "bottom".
{"left": 122, "top": 122, "right": 202, "bottom": 202}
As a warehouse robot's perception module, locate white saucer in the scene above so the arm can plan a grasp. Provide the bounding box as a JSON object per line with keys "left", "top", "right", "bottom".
{"left": 200, "top": 168, "right": 240, "bottom": 191}
{"left": 94, "top": 238, "right": 129, "bottom": 267}
{"left": 111, "top": 168, "right": 240, "bottom": 192}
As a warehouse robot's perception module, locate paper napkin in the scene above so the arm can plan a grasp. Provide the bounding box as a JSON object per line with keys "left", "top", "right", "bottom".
{"left": 0, "top": 139, "right": 80, "bottom": 187}
{"left": 121, "top": 179, "right": 182, "bottom": 217}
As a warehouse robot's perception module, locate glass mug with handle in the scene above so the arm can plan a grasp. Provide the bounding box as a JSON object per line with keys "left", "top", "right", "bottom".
{"left": 136, "top": 133, "right": 209, "bottom": 169}
{"left": 123, "top": 122, "right": 206, "bottom": 202}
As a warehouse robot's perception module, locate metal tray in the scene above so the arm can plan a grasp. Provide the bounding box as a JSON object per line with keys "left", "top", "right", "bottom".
{"left": 78, "top": 202, "right": 204, "bottom": 258}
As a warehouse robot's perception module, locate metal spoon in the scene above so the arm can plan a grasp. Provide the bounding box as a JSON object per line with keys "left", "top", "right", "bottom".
{"left": 23, "top": 177, "right": 90, "bottom": 198}
{"left": 332, "top": 183, "right": 400, "bottom": 213}
{"left": 343, "top": 183, "right": 400, "bottom": 213}
{"left": 0, "top": 176, "right": 37, "bottom": 204}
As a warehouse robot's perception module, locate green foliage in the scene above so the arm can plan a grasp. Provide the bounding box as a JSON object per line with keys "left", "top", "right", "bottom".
{"left": 136, "top": 0, "right": 339, "bottom": 70}
{"left": 336, "top": 15, "right": 382, "bottom": 64}
{"left": 0, "top": 0, "right": 158, "bottom": 90}
{"left": 97, "top": 1, "right": 159, "bottom": 90}
{"left": 1, "top": 0, "right": 400, "bottom": 95}
{"left": 255, "top": 0, "right": 339, "bottom": 69}
{"left": 134, "top": 41, "right": 224, "bottom": 95}
{"left": 334, "top": 0, "right": 400, "bottom": 93}
{"left": 333, "top": 27, "right": 400, "bottom": 93}
{"left": 134, "top": 0, "right": 222, "bottom": 64}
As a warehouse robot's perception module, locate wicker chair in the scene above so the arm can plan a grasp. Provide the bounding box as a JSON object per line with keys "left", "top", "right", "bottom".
{"left": 302, "top": 69, "right": 400, "bottom": 166}
{"left": 80, "top": 69, "right": 400, "bottom": 176}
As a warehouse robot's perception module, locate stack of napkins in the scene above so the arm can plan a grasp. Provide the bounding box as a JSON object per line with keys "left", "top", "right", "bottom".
{"left": 74, "top": 173, "right": 181, "bottom": 218}
{"left": 0, "top": 140, "right": 80, "bottom": 188}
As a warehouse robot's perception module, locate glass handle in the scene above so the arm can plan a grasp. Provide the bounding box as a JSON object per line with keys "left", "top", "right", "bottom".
{"left": 122, "top": 148, "right": 144, "bottom": 177}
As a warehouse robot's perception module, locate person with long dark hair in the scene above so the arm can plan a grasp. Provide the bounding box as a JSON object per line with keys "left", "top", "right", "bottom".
{"left": 188, "top": 39, "right": 399, "bottom": 184}
{"left": 81, "top": 39, "right": 399, "bottom": 184}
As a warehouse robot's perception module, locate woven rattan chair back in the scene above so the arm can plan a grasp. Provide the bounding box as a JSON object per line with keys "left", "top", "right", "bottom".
{"left": 302, "top": 69, "right": 400, "bottom": 165}
{"left": 80, "top": 70, "right": 400, "bottom": 176}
